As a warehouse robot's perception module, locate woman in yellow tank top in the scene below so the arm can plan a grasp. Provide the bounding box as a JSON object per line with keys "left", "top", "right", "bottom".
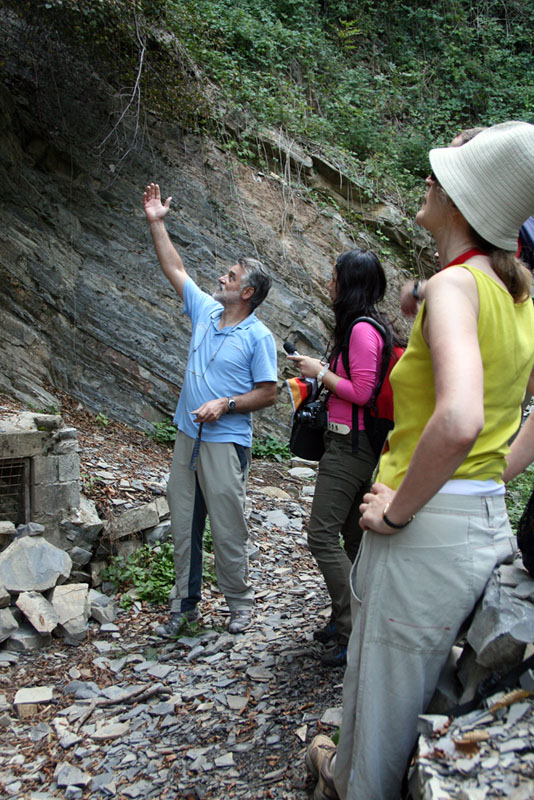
{"left": 306, "top": 121, "right": 534, "bottom": 800}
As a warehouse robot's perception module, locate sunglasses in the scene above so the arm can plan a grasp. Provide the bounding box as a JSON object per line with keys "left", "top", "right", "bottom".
{"left": 430, "top": 170, "right": 439, "bottom": 184}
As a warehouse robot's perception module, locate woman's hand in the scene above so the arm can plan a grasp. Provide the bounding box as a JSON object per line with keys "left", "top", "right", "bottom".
{"left": 287, "top": 354, "right": 325, "bottom": 379}
{"left": 359, "top": 483, "right": 401, "bottom": 534}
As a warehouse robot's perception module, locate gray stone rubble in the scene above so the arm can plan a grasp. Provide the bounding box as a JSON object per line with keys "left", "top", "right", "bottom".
{"left": 1, "top": 406, "right": 534, "bottom": 797}
{"left": 0, "top": 459, "right": 347, "bottom": 799}
{"left": 409, "top": 563, "right": 534, "bottom": 798}
{"left": 410, "top": 689, "right": 534, "bottom": 799}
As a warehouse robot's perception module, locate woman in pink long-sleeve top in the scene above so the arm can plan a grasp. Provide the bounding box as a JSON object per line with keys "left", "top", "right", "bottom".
{"left": 288, "top": 248, "right": 394, "bottom": 668}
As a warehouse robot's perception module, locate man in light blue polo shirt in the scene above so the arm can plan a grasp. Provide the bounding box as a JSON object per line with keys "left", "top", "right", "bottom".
{"left": 143, "top": 183, "right": 277, "bottom": 636}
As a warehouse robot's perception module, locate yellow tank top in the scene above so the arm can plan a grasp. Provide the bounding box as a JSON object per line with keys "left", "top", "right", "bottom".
{"left": 378, "top": 266, "right": 534, "bottom": 490}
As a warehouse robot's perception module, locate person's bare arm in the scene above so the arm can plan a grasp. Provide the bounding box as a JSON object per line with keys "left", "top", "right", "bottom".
{"left": 143, "top": 182, "right": 189, "bottom": 299}
{"left": 400, "top": 278, "right": 427, "bottom": 316}
{"left": 191, "top": 382, "right": 277, "bottom": 424}
{"left": 360, "top": 268, "right": 483, "bottom": 532}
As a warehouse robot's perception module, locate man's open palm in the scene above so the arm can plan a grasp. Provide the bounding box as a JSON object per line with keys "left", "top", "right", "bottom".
{"left": 143, "top": 182, "right": 172, "bottom": 223}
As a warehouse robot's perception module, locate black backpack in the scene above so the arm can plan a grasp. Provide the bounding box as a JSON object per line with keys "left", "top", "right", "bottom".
{"left": 516, "top": 487, "right": 534, "bottom": 578}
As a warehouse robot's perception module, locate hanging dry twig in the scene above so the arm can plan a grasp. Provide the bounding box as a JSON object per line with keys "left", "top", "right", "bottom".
{"left": 97, "top": 6, "right": 146, "bottom": 164}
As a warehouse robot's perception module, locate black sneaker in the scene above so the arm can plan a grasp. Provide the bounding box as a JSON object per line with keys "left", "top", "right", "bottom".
{"left": 155, "top": 608, "right": 200, "bottom": 638}
{"left": 313, "top": 620, "right": 337, "bottom": 644}
{"left": 320, "top": 642, "right": 347, "bottom": 668}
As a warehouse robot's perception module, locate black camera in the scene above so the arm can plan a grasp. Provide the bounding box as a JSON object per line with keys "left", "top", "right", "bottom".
{"left": 295, "top": 400, "right": 328, "bottom": 429}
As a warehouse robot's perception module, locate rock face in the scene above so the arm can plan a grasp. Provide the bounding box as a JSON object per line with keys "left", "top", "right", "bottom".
{"left": 0, "top": 5, "right": 416, "bottom": 437}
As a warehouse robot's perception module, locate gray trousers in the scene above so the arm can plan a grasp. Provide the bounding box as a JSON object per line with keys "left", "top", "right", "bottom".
{"left": 307, "top": 430, "right": 377, "bottom": 643}
{"left": 166, "top": 430, "right": 253, "bottom": 614}
{"left": 334, "top": 493, "right": 515, "bottom": 800}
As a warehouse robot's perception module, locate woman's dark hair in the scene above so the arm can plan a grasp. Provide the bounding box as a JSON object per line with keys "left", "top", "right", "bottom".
{"left": 329, "top": 248, "right": 391, "bottom": 360}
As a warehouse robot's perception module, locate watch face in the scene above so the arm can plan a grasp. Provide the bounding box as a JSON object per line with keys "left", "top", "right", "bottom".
{"left": 228, "top": 398, "right": 236, "bottom": 412}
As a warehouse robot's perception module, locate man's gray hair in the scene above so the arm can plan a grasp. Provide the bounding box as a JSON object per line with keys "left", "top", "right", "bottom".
{"left": 238, "top": 257, "right": 272, "bottom": 311}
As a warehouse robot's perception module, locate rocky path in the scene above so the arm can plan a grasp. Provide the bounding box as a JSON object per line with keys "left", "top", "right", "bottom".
{"left": 0, "top": 393, "right": 343, "bottom": 799}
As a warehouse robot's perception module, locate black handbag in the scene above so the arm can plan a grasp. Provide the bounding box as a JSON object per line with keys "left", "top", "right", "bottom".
{"left": 516, "top": 486, "right": 534, "bottom": 578}
{"left": 289, "top": 398, "right": 328, "bottom": 461}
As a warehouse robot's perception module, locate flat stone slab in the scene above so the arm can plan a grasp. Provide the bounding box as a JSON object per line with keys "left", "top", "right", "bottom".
{"left": 259, "top": 486, "right": 292, "bottom": 499}
{"left": 14, "top": 686, "right": 54, "bottom": 705}
{"left": 14, "top": 686, "right": 54, "bottom": 719}
{"left": 288, "top": 467, "right": 316, "bottom": 479}
{"left": 54, "top": 761, "right": 92, "bottom": 788}
{"left": 90, "top": 721, "right": 130, "bottom": 740}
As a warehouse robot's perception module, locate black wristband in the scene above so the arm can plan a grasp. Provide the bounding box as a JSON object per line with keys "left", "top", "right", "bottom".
{"left": 382, "top": 503, "right": 414, "bottom": 529}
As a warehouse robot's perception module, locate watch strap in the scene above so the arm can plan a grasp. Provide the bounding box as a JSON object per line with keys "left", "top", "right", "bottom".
{"left": 382, "top": 502, "right": 414, "bottom": 529}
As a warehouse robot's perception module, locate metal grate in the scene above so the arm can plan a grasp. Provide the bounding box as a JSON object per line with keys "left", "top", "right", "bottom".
{"left": 0, "top": 458, "right": 30, "bottom": 525}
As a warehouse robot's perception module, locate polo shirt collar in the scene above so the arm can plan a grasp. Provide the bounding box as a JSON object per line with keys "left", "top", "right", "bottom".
{"left": 209, "top": 307, "right": 257, "bottom": 332}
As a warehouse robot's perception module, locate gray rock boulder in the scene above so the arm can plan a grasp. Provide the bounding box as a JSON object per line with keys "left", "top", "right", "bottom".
{"left": 16, "top": 591, "right": 59, "bottom": 634}
{"left": 88, "top": 589, "right": 117, "bottom": 624}
{"left": 467, "top": 566, "right": 534, "bottom": 671}
{"left": 15, "top": 522, "right": 45, "bottom": 538}
{"left": 50, "top": 583, "right": 89, "bottom": 645}
{"left": 0, "top": 586, "right": 10, "bottom": 609}
{"left": 0, "top": 607, "right": 19, "bottom": 643}
{"left": 6, "top": 622, "right": 50, "bottom": 652}
{"left": 0, "top": 535, "right": 72, "bottom": 592}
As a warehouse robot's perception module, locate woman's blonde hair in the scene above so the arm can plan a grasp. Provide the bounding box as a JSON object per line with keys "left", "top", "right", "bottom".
{"left": 435, "top": 182, "right": 531, "bottom": 302}
{"left": 470, "top": 229, "right": 531, "bottom": 303}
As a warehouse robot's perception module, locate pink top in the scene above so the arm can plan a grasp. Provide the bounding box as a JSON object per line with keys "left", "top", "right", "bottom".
{"left": 327, "top": 321, "right": 384, "bottom": 430}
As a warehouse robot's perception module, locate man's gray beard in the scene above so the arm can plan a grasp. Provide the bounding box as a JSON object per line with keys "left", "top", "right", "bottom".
{"left": 213, "top": 288, "right": 239, "bottom": 305}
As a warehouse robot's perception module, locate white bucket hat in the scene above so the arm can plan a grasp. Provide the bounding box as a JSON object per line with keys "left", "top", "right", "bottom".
{"left": 429, "top": 120, "right": 534, "bottom": 250}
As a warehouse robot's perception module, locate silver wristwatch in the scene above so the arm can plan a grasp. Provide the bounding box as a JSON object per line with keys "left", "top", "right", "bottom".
{"left": 227, "top": 397, "right": 237, "bottom": 413}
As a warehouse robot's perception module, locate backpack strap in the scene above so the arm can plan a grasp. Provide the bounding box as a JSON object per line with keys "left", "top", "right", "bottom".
{"left": 340, "top": 316, "right": 392, "bottom": 453}
{"left": 444, "top": 651, "right": 534, "bottom": 718}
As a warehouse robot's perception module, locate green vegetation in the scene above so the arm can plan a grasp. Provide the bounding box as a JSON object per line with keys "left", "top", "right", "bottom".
{"left": 103, "top": 521, "right": 216, "bottom": 606}
{"left": 252, "top": 434, "right": 291, "bottom": 461}
{"left": 103, "top": 542, "right": 176, "bottom": 606}
{"left": 169, "top": 0, "right": 532, "bottom": 202}
{"left": 150, "top": 419, "right": 177, "bottom": 447}
{"left": 27, "top": 0, "right": 533, "bottom": 208}
{"left": 506, "top": 463, "right": 534, "bottom": 530}
{"left": 95, "top": 412, "right": 110, "bottom": 427}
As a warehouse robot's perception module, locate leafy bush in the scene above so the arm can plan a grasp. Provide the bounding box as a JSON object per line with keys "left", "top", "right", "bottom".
{"left": 103, "top": 542, "right": 176, "bottom": 605}
{"left": 162, "top": 0, "right": 534, "bottom": 197}
{"left": 150, "top": 419, "right": 177, "bottom": 446}
{"left": 26, "top": 0, "right": 534, "bottom": 204}
{"left": 252, "top": 434, "right": 291, "bottom": 461}
{"left": 103, "top": 526, "right": 217, "bottom": 605}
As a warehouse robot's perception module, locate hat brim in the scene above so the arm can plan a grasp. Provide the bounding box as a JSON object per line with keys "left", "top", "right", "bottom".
{"left": 429, "top": 121, "right": 534, "bottom": 251}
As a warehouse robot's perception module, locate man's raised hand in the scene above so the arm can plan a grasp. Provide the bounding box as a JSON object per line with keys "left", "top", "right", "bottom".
{"left": 143, "top": 182, "right": 172, "bottom": 223}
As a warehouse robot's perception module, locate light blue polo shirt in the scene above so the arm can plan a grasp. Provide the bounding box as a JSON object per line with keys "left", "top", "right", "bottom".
{"left": 174, "top": 278, "right": 277, "bottom": 447}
